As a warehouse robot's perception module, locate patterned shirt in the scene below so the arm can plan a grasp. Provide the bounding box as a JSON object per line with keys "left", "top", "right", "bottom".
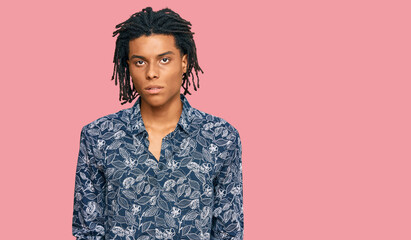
{"left": 72, "top": 94, "right": 244, "bottom": 240}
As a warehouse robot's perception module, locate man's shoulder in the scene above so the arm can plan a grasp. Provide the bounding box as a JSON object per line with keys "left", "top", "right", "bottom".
{"left": 80, "top": 105, "right": 135, "bottom": 134}
{"left": 190, "top": 107, "right": 240, "bottom": 138}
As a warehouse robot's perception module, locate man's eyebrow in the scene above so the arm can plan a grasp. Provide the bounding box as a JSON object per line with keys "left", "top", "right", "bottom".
{"left": 130, "top": 51, "right": 175, "bottom": 60}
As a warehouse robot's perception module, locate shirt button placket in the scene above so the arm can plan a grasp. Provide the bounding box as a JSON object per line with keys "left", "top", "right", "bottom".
{"left": 158, "top": 135, "right": 173, "bottom": 238}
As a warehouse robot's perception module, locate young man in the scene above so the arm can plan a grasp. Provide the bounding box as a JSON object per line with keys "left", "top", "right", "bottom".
{"left": 72, "top": 7, "right": 243, "bottom": 240}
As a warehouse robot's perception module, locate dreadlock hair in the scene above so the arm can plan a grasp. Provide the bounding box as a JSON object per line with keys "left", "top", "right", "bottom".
{"left": 111, "top": 7, "right": 204, "bottom": 105}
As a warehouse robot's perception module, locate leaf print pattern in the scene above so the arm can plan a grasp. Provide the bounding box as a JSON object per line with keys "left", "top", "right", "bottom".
{"left": 72, "top": 94, "right": 243, "bottom": 240}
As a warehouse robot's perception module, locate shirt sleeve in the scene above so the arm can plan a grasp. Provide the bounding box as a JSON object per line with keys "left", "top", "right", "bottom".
{"left": 72, "top": 126, "right": 106, "bottom": 240}
{"left": 211, "top": 129, "right": 244, "bottom": 240}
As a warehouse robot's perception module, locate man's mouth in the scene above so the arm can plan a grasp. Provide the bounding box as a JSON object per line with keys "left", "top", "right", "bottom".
{"left": 145, "top": 86, "right": 163, "bottom": 94}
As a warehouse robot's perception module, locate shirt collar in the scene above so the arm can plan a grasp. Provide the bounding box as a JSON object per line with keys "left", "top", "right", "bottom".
{"left": 130, "top": 93, "right": 194, "bottom": 136}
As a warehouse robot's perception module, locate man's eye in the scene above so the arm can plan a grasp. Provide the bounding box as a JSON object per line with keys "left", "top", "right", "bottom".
{"left": 161, "top": 58, "right": 170, "bottom": 63}
{"left": 135, "top": 60, "right": 145, "bottom": 66}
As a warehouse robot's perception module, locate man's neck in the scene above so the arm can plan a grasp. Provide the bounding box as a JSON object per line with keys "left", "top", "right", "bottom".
{"left": 140, "top": 96, "right": 183, "bottom": 133}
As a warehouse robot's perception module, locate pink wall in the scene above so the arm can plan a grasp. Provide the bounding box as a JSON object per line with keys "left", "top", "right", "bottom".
{"left": 1, "top": 0, "right": 410, "bottom": 239}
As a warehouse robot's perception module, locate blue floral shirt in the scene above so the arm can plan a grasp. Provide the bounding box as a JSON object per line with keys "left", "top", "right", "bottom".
{"left": 72, "top": 94, "right": 244, "bottom": 240}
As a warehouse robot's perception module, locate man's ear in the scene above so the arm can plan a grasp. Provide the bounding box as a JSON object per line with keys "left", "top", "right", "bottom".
{"left": 182, "top": 54, "right": 188, "bottom": 73}
{"left": 127, "top": 59, "right": 129, "bottom": 65}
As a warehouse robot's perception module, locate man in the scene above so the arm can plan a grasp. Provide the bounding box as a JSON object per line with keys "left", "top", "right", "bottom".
{"left": 72, "top": 7, "right": 243, "bottom": 240}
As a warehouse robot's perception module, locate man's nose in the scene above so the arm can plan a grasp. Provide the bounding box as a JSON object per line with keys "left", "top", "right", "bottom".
{"left": 146, "top": 63, "right": 159, "bottom": 80}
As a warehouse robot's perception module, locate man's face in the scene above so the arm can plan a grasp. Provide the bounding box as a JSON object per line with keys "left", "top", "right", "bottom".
{"left": 127, "top": 34, "right": 187, "bottom": 108}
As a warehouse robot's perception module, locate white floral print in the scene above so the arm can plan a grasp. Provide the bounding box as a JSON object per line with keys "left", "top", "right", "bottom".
{"left": 72, "top": 94, "right": 243, "bottom": 240}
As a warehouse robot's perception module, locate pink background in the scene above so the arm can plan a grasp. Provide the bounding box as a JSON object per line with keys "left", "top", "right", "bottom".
{"left": 1, "top": 0, "right": 410, "bottom": 239}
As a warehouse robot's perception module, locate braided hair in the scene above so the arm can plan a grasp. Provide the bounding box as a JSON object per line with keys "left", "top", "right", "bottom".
{"left": 111, "top": 7, "right": 203, "bottom": 105}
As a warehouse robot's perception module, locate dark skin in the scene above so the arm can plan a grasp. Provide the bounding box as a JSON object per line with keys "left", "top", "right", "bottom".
{"left": 127, "top": 34, "right": 188, "bottom": 161}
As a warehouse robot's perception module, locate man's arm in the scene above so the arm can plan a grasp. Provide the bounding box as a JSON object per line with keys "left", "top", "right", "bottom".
{"left": 72, "top": 126, "right": 106, "bottom": 240}
{"left": 211, "top": 129, "right": 244, "bottom": 240}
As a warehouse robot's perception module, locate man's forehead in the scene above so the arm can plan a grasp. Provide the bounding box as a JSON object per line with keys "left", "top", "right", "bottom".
{"left": 129, "top": 51, "right": 177, "bottom": 60}
{"left": 128, "top": 34, "right": 180, "bottom": 57}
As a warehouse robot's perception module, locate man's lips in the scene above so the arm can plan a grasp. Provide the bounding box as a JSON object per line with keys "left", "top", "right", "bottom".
{"left": 145, "top": 86, "right": 163, "bottom": 94}
{"left": 145, "top": 86, "right": 163, "bottom": 90}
